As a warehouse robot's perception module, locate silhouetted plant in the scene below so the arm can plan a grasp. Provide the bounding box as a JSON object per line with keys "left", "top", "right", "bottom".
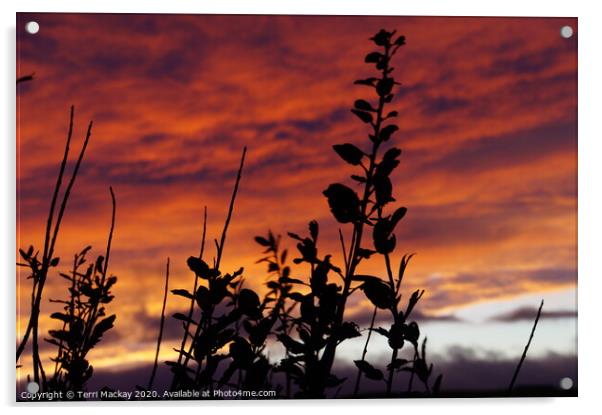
{"left": 267, "top": 28, "right": 441, "bottom": 398}
{"left": 17, "top": 107, "right": 94, "bottom": 391}
{"left": 253, "top": 231, "right": 299, "bottom": 397}
{"left": 152, "top": 28, "right": 442, "bottom": 400}
{"left": 166, "top": 148, "right": 276, "bottom": 395}
{"left": 273, "top": 221, "right": 358, "bottom": 397}
{"left": 147, "top": 258, "right": 170, "bottom": 391}
{"left": 45, "top": 188, "right": 118, "bottom": 393}
{"left": 508, "top": 299, "right": 544, "bottom": 393}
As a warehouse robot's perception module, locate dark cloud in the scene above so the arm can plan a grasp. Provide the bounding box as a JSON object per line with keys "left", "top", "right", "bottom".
{"left": 129, "top": 308, "right": 188, "bottom": 343}
{"left": 451, "top": 267, "right": 576, "bottom": 288}
{"left": 397, "top": 207, "right": 518, "bottom": 248}
{"left": 420, "top": 267, "right": 576, "bottom": 310}
{"left": 350, "top": 308, "right": 461, "bottom": 328}
{"left": 490, "top": 307, "right": 577, "bottom": 322}
{"left": 416, "top": 120, "right": 576, "bottom": 177}
{"left": 484, "top": 46, "right": 562, "bottom": 77}
{"left": 72, "top": 348, "right": 577, "bottom": 399}
{"left": 420, "top": 95, "right": 470, "bottom": 116}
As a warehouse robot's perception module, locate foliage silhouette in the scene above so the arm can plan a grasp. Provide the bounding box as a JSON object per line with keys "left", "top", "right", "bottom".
{"left": 46, "top": 188, "right": 117, "bottom": 393}
{"left": 157, "top": 28, "right": 441, "bottom": 399}
{"left": 17, "top": 107, "right": 119, "bottom": 395}
{"left": 271, "top": 28, "right": 442, "bottom": 398}
{"left": 17, "top": 107, "right": 93, "bottom": 389}
{"left": 167, "top": 147, "right": 276, "bottom": 394}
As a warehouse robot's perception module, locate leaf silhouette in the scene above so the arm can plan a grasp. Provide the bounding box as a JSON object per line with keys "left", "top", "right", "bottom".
{"left": 365, "top": 51, "right": 384, "bottom": 63}
{"left": 373, "top": 173, "right": 394, "bottom": 206}
{"left": 88, "top": 315, "right": 116, "bottom": 349}
{"left": 354, "top": 99, "right": 375, "bottom": 112}
{"left": 238, "top": 288, "right": 260, "bottom": 316}
{"left": 376, "top": 78, "right": 394, "bottom": 97}
{"left": 373, "top": 219, "right": 397, "bottom": 254}
{"left": 171, "top": 289, "right": 194, "bottom": 300}
{"left": 309, "top": 220, "right": 319, "bottom": 241}
{"left": 194, "top": 286, "right": 212, "bottom": 311}
{"left": 254, "top": 236, "right": 271, "bottom": 247}
{"left": 333, "top": 143, "right": 364, "bottom": 166}
{"left": 186, "top": 256, "right": 212, "bottom": 279}
{"left": 354, "top": 77, "right": 378, "bottom": 87}
{"left": 351, "top": 109, "right": 373, "bottom": 124}
{"left": 371, "top": 29, "right": 392, "bottom": 46}
{"left": 360, "top": 277, "right": 394, "bottom": 309}
{"left": 387, "top": 323, "right": 405, "bottom": 349}
{"left": 379, "top": 124, "right": 398, "bottom": 142}
{"left": 354, "top": 360, "right": 383, "bottom": 381}
{"left": 323, "top": 183, "right": 361, "bottom": 223}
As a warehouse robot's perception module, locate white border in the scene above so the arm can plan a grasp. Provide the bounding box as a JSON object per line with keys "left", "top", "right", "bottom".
{"left": 2, "top": 1, "right": 601, "bottom": 414}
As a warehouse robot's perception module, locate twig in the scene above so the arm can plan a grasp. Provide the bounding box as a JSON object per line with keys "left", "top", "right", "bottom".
{"left": 178, "top": 148, "right": 247, "bottom": 386}
{"left": 174, "top": 207, "right": 207, "bottom": 371}
{"left": 16, "top": 107, "right": 75, "bottom": 363}
{"left": 148, "top": 258, "right": 170, "bottom": 390}
{"left": 81, "top": 187, "right": 115, "bottom": 346}
{"left": 215, "top": 147, "right": 247, "bottom": 269}
{"left": 353, "top": 306, "right": 377, "bottom": 397}
{"left": 508, "top": 299, "right": 544, "bottom": 393}
{"left": 338, "top": 229, "right": 349, "bottom": 271}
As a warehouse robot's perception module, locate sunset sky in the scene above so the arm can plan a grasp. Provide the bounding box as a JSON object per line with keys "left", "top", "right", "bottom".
{"left": 16, "top": 13, "right": 577, "bottom": 392}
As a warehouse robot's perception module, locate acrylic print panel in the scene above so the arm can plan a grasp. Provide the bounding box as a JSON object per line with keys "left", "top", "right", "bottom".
{"left": 16, "top": 13, "right": 577, "bottom": 401}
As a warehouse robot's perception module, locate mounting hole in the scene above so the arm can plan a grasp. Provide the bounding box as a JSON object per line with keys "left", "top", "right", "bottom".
{"left": 560, "top": 377, "right": 573, "bottom": 390}
{"left": 26, "top": 381, "right": 39, "bottom": 394}
{"left": 560, "top": 25, "right": 573, "bottom": 39}
{"left": 25, "top": 21, "right": 39, "bottom": 35}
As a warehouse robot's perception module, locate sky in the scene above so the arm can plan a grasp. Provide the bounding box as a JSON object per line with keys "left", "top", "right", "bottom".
{"left": 16, "top": 13, "right": 577, "bottom": 393}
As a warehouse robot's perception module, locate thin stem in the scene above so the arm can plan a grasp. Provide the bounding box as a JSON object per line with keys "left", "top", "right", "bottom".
{"left": 82, "top": 187, "right": 115, "bottom": 347}
{"left": 32, "top": 119, "right": 93, "bottom": 386}
{"left": 320, "top": 42, "right": 393, "bottom": 385}
{"left": 34, "top": 113, "right": 92, "bottom": 390}
{"left": 508, "top": 299, "right": 544, "bottom": 393}
{"left": 148, "top": 258, "right": 170, "bottom": 390}
{"left": 172, "top": 206, "right": 207, "bottom": 388}
{"left": 179, "top": 148, "right": 247, "bottom": 388}
{"left": 386, "top": 348, "right": 398, "bottom": 396}
{"left": 353, "top": 306, "right": 377, "bottom": 397}
{"left": 16, "top": 107, "right": 75, "bottom": 363}
{"left": 216, "top": 147, "right": 246, "bottom": 270}
{"left": 407, "top": 348, "right": 417, "bottom": 394}
{"left": 338, "top": 229, "right": 349, "bottom": 271}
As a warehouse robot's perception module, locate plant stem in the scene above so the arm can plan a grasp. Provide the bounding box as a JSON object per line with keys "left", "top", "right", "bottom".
{"left": 179, "top": 148, "right": 247, "bottom": 387}
{"left": 508, "top": 299, "right": 544, "bottom": 393}
{"left": 216, "top": 147, "right": 246, "bottom": 270}
{"left": 353, "top": 306, "right": 377, "bottom": 397}
{"left": 319, "top": 43, "right": 392, "bottom": 391}
{"left": 82, "top": 187, "right": 116, "bottom": 347}
{"left": 16, "top": 107, "right": 75, "bottom": 363}
{"left": 148, "top": 258, "right": 170, "bottom": 390}
{"left": 171, "top": 206, "right": 207, "bottom": 390}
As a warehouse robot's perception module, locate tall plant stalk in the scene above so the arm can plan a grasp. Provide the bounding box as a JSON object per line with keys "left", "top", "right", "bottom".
{"left": 148, "top": 258, "right": 170, "bottom": 391}
{"left": 316, "top": 29, "right": 407, "bottom": 397}
{"left": 17, "top": 107, "right": 93, "bottom": 391}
